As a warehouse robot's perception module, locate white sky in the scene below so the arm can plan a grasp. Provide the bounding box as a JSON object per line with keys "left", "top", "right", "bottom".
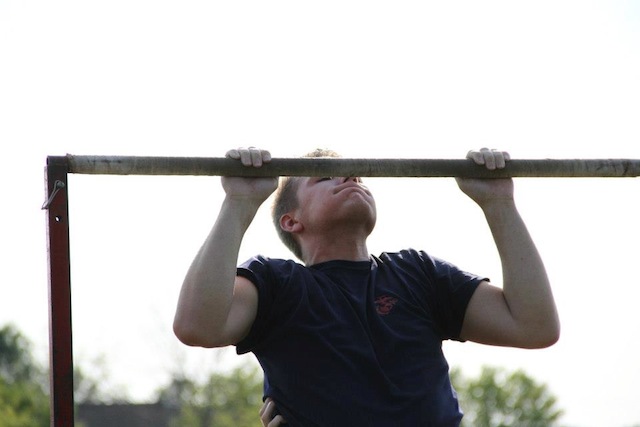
{"left": 1, "top": 1, "right": 639, "bottom": 426}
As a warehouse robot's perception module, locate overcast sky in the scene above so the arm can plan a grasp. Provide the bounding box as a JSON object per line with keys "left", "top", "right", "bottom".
{"left": 1, "top": 2, "right": 639, "bottom": 426}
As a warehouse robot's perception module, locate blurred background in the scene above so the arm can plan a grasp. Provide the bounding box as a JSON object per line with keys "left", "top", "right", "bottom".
{"left": 1, "top": 1, "right": 639, "bottom": 425}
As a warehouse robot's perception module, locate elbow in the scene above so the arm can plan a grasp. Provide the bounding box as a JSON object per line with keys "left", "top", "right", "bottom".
{"left": 524, "top": 321, "right": 561, "bottom": 349}
{"left": 528, "top": 331, "right": 560, "bottom": 349}
{"left": 541, "top": 313, "right": 561, "bottom": 348}
{"left": 173, "top": 321, "right": 204, "bottom": 347}
{"left": 543, "top": 323, "right": 561, "bottom": 348}
{"left": 173, "top": 318, "right": 221, "bottom": 349}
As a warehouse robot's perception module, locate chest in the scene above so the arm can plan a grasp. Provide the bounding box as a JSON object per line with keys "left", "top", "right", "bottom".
{"left": 277, "top": 268, "right": 443, "bottom": 354}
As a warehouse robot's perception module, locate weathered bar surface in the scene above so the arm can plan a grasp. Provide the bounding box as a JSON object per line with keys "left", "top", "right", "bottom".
{"left": 63, "top": 155, "right": 640, "bottom": 178}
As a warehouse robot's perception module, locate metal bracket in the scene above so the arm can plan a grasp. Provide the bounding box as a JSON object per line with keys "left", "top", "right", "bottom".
{"left": 42, "top": 180, "right": 66, "bottom": 210}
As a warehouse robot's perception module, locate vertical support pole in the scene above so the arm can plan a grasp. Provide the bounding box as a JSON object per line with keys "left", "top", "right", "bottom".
{"left": 44, "top": 156, "right": 74, "bottom": 427}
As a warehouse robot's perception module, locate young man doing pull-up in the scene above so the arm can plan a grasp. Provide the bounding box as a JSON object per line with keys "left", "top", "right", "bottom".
{"left": 173, "top": 147, "right": 560, "bottom": 426}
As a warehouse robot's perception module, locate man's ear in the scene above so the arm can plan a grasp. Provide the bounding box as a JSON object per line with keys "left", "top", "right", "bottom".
{"left": 280, "top": 213, "right": 303, "bottom": 234}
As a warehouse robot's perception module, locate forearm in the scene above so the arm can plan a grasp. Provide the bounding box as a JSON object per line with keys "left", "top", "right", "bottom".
{"left": 482, "top": 199, "right": 560, "bottom": 345}
{"left": 173, "top": 196, "right": 260, "bottom": 346}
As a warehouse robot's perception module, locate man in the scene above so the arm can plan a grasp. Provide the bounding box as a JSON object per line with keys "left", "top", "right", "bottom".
{"left": 173, "top": 147, "right": 560, "bottom": 426}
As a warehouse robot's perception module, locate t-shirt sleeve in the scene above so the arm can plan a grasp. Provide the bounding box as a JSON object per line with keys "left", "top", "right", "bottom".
{"left": 235, "top": 256, "right": 275, "bottom": 354}
{"left": 235, "top": 256, "right": 301, "bottom": 355}
{"left": 419, "top": 251, "right": 487, "bottom": 341}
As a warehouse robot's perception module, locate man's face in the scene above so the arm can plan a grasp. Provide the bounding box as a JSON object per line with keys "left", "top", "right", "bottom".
{"left": 293, "top": 176, "right": 377, "bottom": 235}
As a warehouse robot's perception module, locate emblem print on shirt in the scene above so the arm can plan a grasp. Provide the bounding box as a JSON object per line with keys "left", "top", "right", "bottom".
{"left": 374, "top": 295, "right": 398, "bottom": 316}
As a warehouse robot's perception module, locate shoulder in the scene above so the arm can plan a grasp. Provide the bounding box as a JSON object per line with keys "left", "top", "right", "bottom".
{"left": 377, "top": 249, "right": 486, "bottom": 291}
{"left": 376, "top": 248, "right": 440, "bottom": 272}
{"left": 239, "top": 255, "right": 303, "bottom": 275}
{"left": 239, "top": 255, "right": 297, "bottom": 269}
{"left": 237, "top": 255, "right": 312, "bottom": 289}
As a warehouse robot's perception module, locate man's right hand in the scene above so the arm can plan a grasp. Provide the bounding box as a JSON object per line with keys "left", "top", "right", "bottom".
{"left": 260, "top": 398, "right": 287, "bottom": 426}
{"left": 222, "top": 147, "right": 279, "bottom": 203}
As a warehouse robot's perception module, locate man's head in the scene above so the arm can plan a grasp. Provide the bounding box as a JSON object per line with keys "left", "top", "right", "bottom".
{"left": 272, "top": 149, "right": 340, "bottom": 260}
{"left": 271, "top": 149, "right": 376, "bottom": 262}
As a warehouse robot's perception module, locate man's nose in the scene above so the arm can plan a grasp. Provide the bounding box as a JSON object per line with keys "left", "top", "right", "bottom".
{"left": 342, "top": 176, "right": 360, "bottom": 183}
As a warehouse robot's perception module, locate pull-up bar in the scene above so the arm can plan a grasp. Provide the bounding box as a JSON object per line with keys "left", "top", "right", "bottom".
{"left": 63, "top": 155, "right": 640, "bottom": 178}
{"left": 43, "top": 153, "right": 640, "bottom": 427}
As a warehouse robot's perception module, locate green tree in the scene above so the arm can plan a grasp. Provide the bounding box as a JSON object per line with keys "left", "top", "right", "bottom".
{"left": 451, "top": 365, "right": 563, "bottom": 427}
{"left": 157, "top": 362, "right": 565, "bottom": 427}
{"left": 157, "top": 365, "right": 263, "bottom": 427}
{"left": 0, "top": 324, "right": 49, "bottom": 427}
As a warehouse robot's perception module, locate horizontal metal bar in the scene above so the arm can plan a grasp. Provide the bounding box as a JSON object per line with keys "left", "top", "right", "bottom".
{"left": 59, "top": 155, "right": 640, "bottom": 178}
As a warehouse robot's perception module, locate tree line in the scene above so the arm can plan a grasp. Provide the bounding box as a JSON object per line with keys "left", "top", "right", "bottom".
{"left": 1, "top": 323, "right": 565, "bottom": 426}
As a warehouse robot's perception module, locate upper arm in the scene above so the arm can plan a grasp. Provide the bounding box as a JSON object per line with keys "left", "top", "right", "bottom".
{"left": 459, "top": 281, "right": 525, "bottom": 347}
{"left": 218, "top": 275, "right": 259, "bottom": 346}
{"left": 173, "top": 275, "right": 258, "bottom": 349}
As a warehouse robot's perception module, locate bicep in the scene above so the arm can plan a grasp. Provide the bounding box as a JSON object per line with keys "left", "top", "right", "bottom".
{"left": 459, "top": 281, "right": 525, "bottom": 347}
{"left": 220, "top": 275, "right": 259, "bottom": 346}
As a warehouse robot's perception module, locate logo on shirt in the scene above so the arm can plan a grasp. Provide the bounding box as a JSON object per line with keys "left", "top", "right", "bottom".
{"left": 374, "top": 295, "right": 398, "bottom": 316}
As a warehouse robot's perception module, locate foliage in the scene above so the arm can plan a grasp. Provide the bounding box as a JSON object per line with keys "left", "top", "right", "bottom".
{"left": 0, "top": 325, "right": 39, "bottom": 384}
{"left": 0, "top": 379, "right": 50, "bottom": 427}
{"left": 1, "top": 322, "right": 568, "bottom": 427}
{"left": 0, "top": 324, "right": 49, "bottom": 427}
{"left": 451, "top": 365, "right": 564, "bottom": 427}
{"left": 157, "top": 365, "right": 263, "bottom": 427}
{"left": 0, "top": 323, "right": 115, "bottom": 427}
{"left": 157, "top": 363, "right": 564, "bottom": 427}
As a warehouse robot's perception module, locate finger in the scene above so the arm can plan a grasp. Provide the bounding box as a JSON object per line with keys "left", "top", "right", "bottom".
{"left": 262, "top": 150, "right": 272, "bottom": 164}
{"left": 260, "top": 400, "right": 274, "bottom": 425}
{"left": 466, "top": 150, "right": 485, "bottom": 165}
{"left": 493, "top": 150, "right": 506, "bottom": 169}
{"left": 268, "top": 414, "right": 287, "bottom": 426}
{"left": 226, "top": 148, "right": 240, "bottom": 160}
{"left": 239, "top": 147, "right": 253, "bottom": 166}
{"left": 258, "top": 400, "right": 268, "bottom": 418}
{"left": 487, "top": 149, "right": 511, "bottom": 169}
{"left": 249, "top": 146, "right": 263, "bottom": 167}
{"left": 481, "top": 148, "right": 497, "bottom": 170}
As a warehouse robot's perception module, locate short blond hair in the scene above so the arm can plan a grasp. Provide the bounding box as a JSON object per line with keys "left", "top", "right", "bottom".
{"left": 271, "top": 149, "right": 341, "bottom": 261}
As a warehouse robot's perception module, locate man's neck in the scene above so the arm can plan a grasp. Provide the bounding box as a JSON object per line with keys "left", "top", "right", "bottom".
{"left": 303, "top": 236, "right": 369, "bottom": 266}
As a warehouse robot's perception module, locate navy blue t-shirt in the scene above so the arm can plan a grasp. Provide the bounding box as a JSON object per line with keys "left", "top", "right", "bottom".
{"left": 236, "top": 249, "right": 485, "bottom": 427}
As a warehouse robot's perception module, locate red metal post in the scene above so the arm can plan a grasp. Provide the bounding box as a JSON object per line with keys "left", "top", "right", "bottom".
{"left": 44, "top": 156, "right": 74, "bottom": 427}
